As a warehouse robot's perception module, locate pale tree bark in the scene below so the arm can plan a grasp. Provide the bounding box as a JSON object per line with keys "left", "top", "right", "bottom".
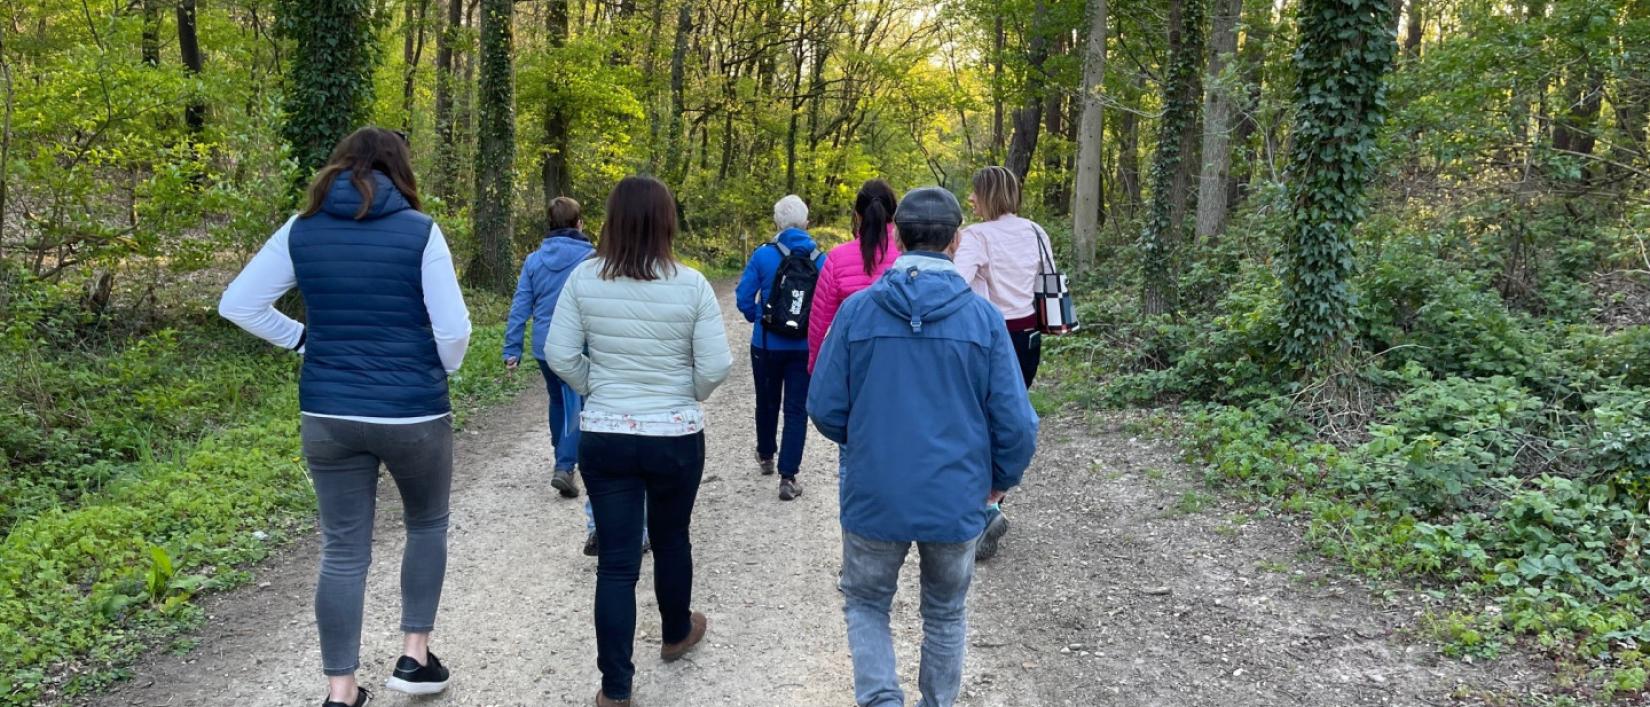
{"left": 1194, "top": 0, "right": 1241, "bottom": 241}
{"left": 1072, "top": 0, "right": 1108, "bottom": 271}
{"left": 469, "top": 0, "right": 516, "bottom": 295}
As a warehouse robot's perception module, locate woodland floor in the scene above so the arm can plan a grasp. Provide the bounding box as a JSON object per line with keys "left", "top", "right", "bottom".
{"left": 82, "top": 283, "right": 1549, "bottom": 707}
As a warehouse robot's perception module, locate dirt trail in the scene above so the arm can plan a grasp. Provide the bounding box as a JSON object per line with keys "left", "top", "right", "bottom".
{"left": 87, "top": 284, "right": 1535, "bottom": 707}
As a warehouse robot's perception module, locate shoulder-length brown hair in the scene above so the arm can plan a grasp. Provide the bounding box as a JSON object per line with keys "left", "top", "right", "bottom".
{"left": 970, "top": 166, "right": 1021, "bottom": 221}
{"left": 597, "top": 175, "right": 679, "bottom": 281}
{"left": 301, "top": 127, "right": 422, "bottom": 219}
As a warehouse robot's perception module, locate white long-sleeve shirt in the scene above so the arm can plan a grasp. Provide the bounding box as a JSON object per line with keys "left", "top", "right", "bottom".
{"left": 219, "top": 215, "right": 472, "bottom": 423}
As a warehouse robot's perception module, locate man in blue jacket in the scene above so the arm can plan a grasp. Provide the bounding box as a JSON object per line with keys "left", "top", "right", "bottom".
{"left": 504, "top": 197, "right": 594, "bottom": 501}
{"left": 735, "top": 194, "right": 825, "bottom": 501}
{"left": 807, "top": 186, "right": 1039, "bottom": 707}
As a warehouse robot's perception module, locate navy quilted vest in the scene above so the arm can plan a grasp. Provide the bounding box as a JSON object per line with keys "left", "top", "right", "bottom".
{"left": 290, "top": 170, "right": 449, "bottom": 418}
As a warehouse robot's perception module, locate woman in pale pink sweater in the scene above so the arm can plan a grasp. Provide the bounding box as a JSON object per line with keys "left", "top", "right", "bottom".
{"left": 953, "top": 166, "right": 1055, "bottom": 563}
{"left": 807, "top": 179, "right": 902, "bottom": 373}
{"left": 955, "top": 166, "right": 1055, "bottom": 388}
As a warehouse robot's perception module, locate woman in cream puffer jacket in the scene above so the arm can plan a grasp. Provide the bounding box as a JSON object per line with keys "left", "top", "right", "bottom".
{"left": 545, "top": 175, "right": 731, "bottom": 707}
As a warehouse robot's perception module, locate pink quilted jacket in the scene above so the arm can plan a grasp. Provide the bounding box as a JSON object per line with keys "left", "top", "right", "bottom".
{"left": 808, "top": 231, "right": 902, "bottom": 372}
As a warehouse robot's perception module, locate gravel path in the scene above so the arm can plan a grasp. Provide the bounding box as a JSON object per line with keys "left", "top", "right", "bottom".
{"left": 85, "top": 282, "right": 1538, "bottom": 707}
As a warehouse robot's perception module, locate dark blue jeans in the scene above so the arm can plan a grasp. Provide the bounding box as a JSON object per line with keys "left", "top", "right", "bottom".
{"left": 536, "top": 359, "right": 582, "bottom": 472}
{"left": 751, "top": 345, "right": 810, "bottom": 478}
{"left": 580, "top": 431, "right": 705, "bottom": 701}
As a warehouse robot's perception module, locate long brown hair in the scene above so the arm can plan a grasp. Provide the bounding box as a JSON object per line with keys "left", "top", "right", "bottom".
{"left": 970, "top": 165, "right": 1020, "bottom": 221}
{"left": 853, "top": 179, "right": 898, "bottom": 276}
{"left": 300, "top": 127, "right": 422, "bottom": 219}
{"left": 598, "top": 176, "right": 678, "bottom": 281}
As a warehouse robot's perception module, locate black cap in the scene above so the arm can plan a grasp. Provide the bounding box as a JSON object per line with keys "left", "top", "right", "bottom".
{"left": 893, "top": 187, "right": 963, "bottom": 229}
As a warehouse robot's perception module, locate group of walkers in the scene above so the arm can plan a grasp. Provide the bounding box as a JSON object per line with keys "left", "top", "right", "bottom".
{"left": 219, "top": 126, "right": 1053, "bottom": 707}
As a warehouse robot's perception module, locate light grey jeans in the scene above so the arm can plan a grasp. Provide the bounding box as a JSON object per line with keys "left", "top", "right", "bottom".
{"left": 300, "top": 415, "right": 453, "bottom": 677}
{"left": 841, "top": 531, "right": 978, "bottom": 707}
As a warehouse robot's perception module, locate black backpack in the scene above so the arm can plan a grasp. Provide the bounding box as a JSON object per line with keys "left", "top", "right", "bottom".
{"left": 761, "top": 241, "right": 821, "bottom": 339}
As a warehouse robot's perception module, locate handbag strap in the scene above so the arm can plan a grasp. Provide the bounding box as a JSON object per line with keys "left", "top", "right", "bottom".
{"left": 1031, "top": 223, "right": 1058, "bottom": 278}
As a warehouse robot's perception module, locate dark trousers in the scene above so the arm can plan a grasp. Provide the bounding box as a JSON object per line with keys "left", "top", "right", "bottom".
{"left": 580, "top": 431, "right": 706, "bottom": 700}
{"left": 300, "top": 415, "right": 453, "bottom": 676}
{"left": 751, "top": 345, "right": 810, "bottom": 477}
{"left": 1009, "top": 329, "right": 1042, "bottom": 388}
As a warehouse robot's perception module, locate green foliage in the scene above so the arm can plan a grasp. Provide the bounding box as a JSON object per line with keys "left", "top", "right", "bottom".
{"left": 276, "top": 0, "right": 380, "bottom": 176}
{"left": 1278, "top": 0, "right": 1396, "bottom": 362}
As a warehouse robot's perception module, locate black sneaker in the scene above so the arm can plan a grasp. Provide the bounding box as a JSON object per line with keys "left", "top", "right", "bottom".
{"left": 385, "top": 652, "right": 449, "bottom": 695}
{"left": 641, "top": 535, "right": 652, "bottom": 554}
{"left": 757, "top": 450, "right": 775, "bottom": 476}
{"left": 322, "top": 686, "right": 370, "bottom": 707}
{"left": 583, "top": 533, "right": 599, "bottom": 557}
{"left": 551, "top": 469, "right": 580, "bottom": 498}
{"left": 779, "top": 477, "right": 802, "bottom": 501}
{"left": 975, "top": 509, "right": 1010, "bottom": 561}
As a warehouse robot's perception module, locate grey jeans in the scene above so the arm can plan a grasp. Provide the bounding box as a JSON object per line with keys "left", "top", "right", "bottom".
{"left": 301, "top": 415, "right": 454, "bottom": 677}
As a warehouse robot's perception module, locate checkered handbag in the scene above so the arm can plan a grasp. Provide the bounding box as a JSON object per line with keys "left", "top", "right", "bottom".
{"left": 1031, "top": 224, "right": 1079, "bottom": 335}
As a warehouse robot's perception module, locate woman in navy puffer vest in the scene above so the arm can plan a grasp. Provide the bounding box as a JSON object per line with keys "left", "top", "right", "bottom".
{"left": 219, "top": 127, "right": 471, "bottom": 707}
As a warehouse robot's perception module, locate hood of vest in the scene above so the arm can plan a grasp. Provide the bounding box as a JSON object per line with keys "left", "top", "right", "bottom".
{"left": 321, "top": 170, "right": 414, "bottom": 220}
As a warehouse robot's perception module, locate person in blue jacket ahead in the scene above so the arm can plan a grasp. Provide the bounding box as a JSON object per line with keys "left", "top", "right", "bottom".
{"left": 806, "top": 186, "right": 1039, "bottom": 707}
{"left": 505, "top": 196, "right": 594, "bottom": 502}
{"left": 735, "top": 194, "right": 825, "bottom": 501}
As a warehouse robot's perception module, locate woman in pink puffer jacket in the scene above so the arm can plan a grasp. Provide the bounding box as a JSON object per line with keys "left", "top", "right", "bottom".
{"left": 807, "top": 179, "right": 902, "bottom": 373}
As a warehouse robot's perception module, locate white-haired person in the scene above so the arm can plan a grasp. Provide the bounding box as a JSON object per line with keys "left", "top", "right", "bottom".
{"left": 734, "top": 195, "right": 826, "bottom": 501}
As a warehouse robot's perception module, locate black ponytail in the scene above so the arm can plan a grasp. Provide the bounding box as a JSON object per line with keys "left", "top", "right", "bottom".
{"left": 854, "top": 179, "right": 898, "bottom": 276}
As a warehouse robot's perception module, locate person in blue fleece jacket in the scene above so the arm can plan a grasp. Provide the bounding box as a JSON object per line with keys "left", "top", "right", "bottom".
{"left": 806, "top": 186, "right": 1039, "bottom": 707}
{"left": 504, "top": 197, "right": 594, "bottom": 500}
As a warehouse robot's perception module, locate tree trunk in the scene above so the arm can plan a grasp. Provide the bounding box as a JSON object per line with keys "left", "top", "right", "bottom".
{"left": 1167, "top": 0, "right": 1205, "bottom": 237}
{"left": 177, "top": 0, "right": 204, "bottom": 132}
{"left": 142, "top": 0, "right": 161, "bottom": 67}
{"left": 1194, "top": 0, "right": 1241, "bottom": 241}
{"left": 1072, "top": 0, "right": 1108, "bottom": 271}
{"left": 279, "top": 0, "right": 377, "bottom": 176}
{"left": 469, "top": 0, "right": 516, "bottom": 295}
{"left": 1005, "top": 0, "right": 1051, "bottom": 184}
{"left": 645, "top": 0, "right": 666, "bottom": 170}
{"left": 1553, "top": 66, "right": 1604, "bottom": 168}
{"left": 1226, "top": 1, "right": 1269, "bottom": 212}
{"left": 992, "top": 14, "right": 1005, "bottom": 162}
{"left": 1137, "top": 0, "right": 1204, "bottom": 315}
{"left": 401, "top": 0, "right": 432, "bottom": 131}
{"left": 1403, "top": 0, "right": 1423, "bottom": 60}
{"left": 1116, "top": 69, "right": 1143, "bottom": 220}
{"left": 542, "top": 0, "right": 571, "bottom": 204}
{"left": 1041, "top": 34, "right": 1069, "bottom": 215}
{"left": 663, "top": 1, "right": 693, "bottom": 183}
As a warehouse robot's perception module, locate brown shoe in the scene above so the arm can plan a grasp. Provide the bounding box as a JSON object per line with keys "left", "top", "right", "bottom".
{"left": 595, "top": 689, "right": 631, "bottom": 706}
{"left": 660, "top": 612, "right": 708, "bottom": 662}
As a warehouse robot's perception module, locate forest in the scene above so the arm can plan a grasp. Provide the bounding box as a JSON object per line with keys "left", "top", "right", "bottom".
{"left": 0, "top": 0, "right": 1647, "bottom": 703}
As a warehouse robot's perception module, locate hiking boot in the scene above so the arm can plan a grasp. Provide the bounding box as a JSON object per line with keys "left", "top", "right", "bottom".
{"left": 551, "top": 469, "right": 580, "bottom": 498}
{"left": 756, "top": 451, "right": 775, "bottom": 476}
{"left": 583, "top": 533, "right": 599, "bottom": 557}
{"left": 385, "top": 652, "right": 449, "bottom": 695}
{"left": 778, "top": 477, "right": 802, "bottom": 501}
{"left": 660, "top": 612, "right": 708, "bottom": 662}
{"left": 322, "top": 686, "right": 370, "bottom": 707}
{"left": 595, "top": 689, "right": 632, "bottom": 706}
{"left": 975, "top": 508, "right": 1010, "bottom": 561}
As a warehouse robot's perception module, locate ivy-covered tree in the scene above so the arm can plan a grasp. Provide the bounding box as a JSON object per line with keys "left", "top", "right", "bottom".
{"left": 1137, "top": 0, "right": 1205, "bottom": 315}
{"left": 468, "top": 0, "right": 516, "bottom": 295}
{"left": 276, "top": 0, "right": 379, "bottom": 177}
{"left": 1279, "top": 0, "right": 1396, "bottom": 363}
